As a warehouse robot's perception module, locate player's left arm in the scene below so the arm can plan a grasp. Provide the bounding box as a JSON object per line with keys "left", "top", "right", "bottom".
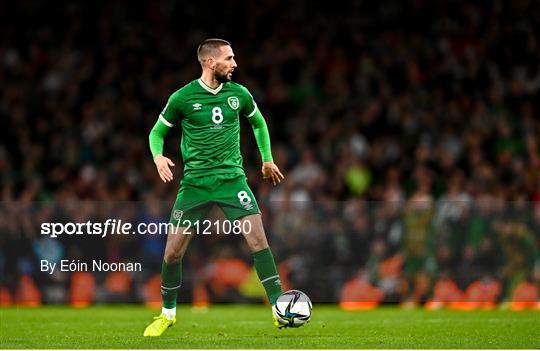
{"left": 241, "top": 86, "right": 284, "bottom": 185}
{"left": 247, "top": 109, "right": 284, "bottom": 186}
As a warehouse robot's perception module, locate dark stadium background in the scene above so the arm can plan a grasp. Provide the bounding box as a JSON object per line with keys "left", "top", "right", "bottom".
{"left": 1, "top": 0, "right": 539, "bottom": 308}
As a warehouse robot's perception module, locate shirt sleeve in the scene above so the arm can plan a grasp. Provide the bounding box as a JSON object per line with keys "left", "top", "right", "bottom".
{"left": 159, "top": 92, "right": 183, "bottom": 127}
{"left": 148, "top": 119, "right": 170, "bottom": 159}
{"left": 240, "top": 87, "right": 258, "bottom": 118}
{"left": 149, "top": 92, "right": 183, "bottom": 159}
{"left": 248, "top": 108, "right": 273, "bottom": 162}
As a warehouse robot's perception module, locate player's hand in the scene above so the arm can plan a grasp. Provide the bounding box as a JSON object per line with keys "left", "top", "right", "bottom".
{"left": 154, "top": 155, "right": 175, "bottom": 182}
{"left": 262, "top": 161, "right": 284, "bottom": 186}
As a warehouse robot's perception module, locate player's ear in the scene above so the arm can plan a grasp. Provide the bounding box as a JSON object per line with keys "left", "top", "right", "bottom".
{"left": 207, "top": 57, "right": 216, "bottom": 70}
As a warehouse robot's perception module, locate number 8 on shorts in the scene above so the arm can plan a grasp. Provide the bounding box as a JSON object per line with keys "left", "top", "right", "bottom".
{"left": 237, "top": 190, "right": 253, "bottom": 210}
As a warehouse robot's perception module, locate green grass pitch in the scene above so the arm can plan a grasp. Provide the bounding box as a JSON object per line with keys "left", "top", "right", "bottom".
{"left": 0, "top": 305, "right": 538, "bottom": 349}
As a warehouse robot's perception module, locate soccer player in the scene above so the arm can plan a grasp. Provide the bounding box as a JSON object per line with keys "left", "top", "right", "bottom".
{"left": 144, "top": 38, "right": 286, "bottom": 336}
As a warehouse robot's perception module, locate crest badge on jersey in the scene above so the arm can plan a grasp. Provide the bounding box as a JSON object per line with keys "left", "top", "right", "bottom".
{"left": 227, "top": 96, "right": 239, "bottom": 110}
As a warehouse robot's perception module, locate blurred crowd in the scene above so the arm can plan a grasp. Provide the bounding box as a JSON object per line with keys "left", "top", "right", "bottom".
{"left": 1, "top": 0, "right": 539, "bottom": 306}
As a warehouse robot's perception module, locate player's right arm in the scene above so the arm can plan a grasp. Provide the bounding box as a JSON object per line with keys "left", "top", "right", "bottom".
{"left": 148, "top": 93, "right": 183, "bottom": 183}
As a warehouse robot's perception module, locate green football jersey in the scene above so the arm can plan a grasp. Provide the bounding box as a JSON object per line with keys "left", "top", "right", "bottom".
{"left": 159, "top": 79, "right": 258, "bottom": 178}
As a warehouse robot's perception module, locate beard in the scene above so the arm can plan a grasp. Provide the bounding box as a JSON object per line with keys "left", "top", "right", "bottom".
{"left": 214, "top": 69, "right": 232, "bottom": 83}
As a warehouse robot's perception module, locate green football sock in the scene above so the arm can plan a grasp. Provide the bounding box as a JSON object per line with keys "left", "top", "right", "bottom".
{"left": 161, "top": 260, "right": 182, "bottom": 309}
{"left": 253, "top": 248, "right": 282, "bottom": 305}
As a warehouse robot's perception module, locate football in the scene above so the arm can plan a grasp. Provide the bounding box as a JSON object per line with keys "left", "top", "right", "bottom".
{"left": 272, "top": 290, "right": 312, "bottom": 327}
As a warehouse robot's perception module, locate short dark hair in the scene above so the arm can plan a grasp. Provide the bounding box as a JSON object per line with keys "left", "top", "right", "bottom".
{"left": 197, "top": 38, "right": 231, "bottom": 63}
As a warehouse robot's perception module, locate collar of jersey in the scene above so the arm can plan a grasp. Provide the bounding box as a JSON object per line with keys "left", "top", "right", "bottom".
{"left": 197, "top": 79, "right": 223, "bottom": 94}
